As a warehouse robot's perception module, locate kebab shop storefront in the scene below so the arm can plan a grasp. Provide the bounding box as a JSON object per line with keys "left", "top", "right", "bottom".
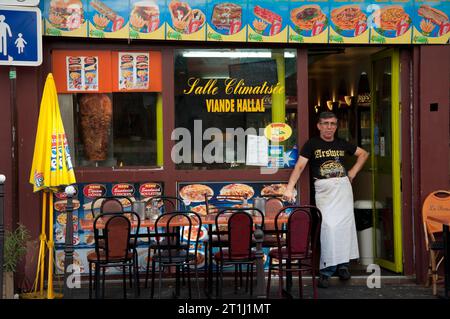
{"left": 0, "top": 0, "right": 448, "bottom": 287}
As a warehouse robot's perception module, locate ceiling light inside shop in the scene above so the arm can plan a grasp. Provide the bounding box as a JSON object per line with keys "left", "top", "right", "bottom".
{"left": 182, "top": 51, "right": 296, "bottom": 58}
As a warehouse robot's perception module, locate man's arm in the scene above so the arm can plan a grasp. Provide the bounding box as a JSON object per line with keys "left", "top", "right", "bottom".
{"left": 347, "top": 147, "right": 369, "bottom": 183}
{"left": 283, "top": 155, "right": 309, "bottom": 202}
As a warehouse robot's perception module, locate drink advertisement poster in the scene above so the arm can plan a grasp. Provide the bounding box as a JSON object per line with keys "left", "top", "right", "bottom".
{"left": 328, "top": 0, "right": 370, "bottom": 44}
{"left": 166, "top": 0, "right": 207, "bottom": 41}
{"left": 66, "top": 56, "right": 99, "bottom": 91}
{"left": 88, "top": 0, "right": 130, "bottom": 38}
{"left": 43, "top": 0, "right": 88, "bottom": 37}
{"left": 289, "top": 0, "right": 330, "bottom": 43}
{"left": 206, "top": 0, "right": 248, "bottom": 42}
{"left": 118, "top": 52, "right": 150, "bottom": 90}
{"left": 412, "top": 0, "right": 450, "bottom": 44}
{"left": 247, "top": 0, "right": 289, "bottom": 42}
{"left": 53, "top": 182, "right": 162, "bottom": 274}
{"left": 368, "top": 0, "right": 414, "bottom": 44}
{"left": 129, "top": 0, "right": 166, "bottom": 40}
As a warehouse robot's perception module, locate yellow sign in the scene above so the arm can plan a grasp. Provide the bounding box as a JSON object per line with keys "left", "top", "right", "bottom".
{"left": 264, "top": 123, "right": 292, "bottom": 142}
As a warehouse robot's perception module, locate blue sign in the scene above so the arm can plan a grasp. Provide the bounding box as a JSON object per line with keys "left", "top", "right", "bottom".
{"left": 0, "top": 6, "right": 42, "bottom": 66}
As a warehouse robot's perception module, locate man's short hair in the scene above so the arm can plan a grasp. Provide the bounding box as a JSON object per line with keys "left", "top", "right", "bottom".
{"left": 318, "top": 112, "right": 337, "bottom": 123}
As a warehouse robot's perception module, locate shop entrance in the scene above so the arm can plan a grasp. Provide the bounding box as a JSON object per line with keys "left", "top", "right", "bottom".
{"left": 308, "top": 47, "right": 403, "bottom": 274}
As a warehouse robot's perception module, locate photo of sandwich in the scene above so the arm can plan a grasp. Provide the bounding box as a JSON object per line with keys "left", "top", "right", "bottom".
{"left": 418, "top": 5, "right": 449, "bottom": 36}
{"left": 48, "top": 0, "right": 85, "bottom": 31}
{"left": 130, "top": 1, "right": 160, "bottom": 33}
{"left": 261, "top": 184, "right": 287, "bottom": 197}
{"left": 291, "top": 5, "right": 327, "bottom": 31}
{"left": 179, "top": 184, "right": 214, "bottom": 203}
{"left": 211, "top": 3, "right": 242, "bottom": 31}
{"left": 219, "top": 184, "right": 255, "bottom": 201}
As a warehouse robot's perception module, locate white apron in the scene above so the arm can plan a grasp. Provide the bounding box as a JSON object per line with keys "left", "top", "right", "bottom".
{"left": 314, "top": 177, "right": 359, "bottom": 270}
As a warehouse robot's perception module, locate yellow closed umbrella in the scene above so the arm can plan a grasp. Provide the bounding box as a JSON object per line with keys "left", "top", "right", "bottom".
{"left": 28, "top": 73, "right": 76, "bottom": 299}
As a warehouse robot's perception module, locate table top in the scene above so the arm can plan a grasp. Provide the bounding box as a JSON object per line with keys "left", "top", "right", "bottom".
{"left": 79, "top": 214, "right": 287, "bottom": 231}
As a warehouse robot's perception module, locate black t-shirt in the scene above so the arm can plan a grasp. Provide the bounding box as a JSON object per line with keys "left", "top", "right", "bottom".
{"left": 300, "top": 136, "right": 357, "bottom": 179}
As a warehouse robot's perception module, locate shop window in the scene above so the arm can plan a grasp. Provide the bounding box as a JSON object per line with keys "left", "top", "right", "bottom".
{"left": 59, "top": 92, "right": 159, "bottom": 168}
{"left": 174, "top": 49, "right": 298, "bottom": 170}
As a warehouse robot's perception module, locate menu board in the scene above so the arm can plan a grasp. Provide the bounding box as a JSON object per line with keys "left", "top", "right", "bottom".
{"left": 41, "top": 0, "right": 450, "bottom": 44}
{"left": 53, "top": 181, "right": 163, "bottom": 274}
{"left": 165, "top": 0, "right": 207, "bottom": 41}
{"left": 368, "top": 0, "right": 414, "bottom": 44}
{"left": 43, "top": 0, "right": 89, "bottom": 37}
{"left": 66, "top": 55, "right": 99, "bottom": 91}
{"left": 129, "top": 0, "right": 166, "bottom": 40}
{"left": 87, "top": 0, "right": 130, "bottom": 38}
{"left": 118, "top": 52, "right": 150, "bottom": 90}
{"left": 247, "top": 0, "right": 289, "bottom": 42}
{"left": 206, "top": 0, "right": 248, "bottom": 41}
{"left": 413, "top": 0, "right": 450, "bottom": 44}
{"left": 289, "top": 0, "right": 330, "bottom": 43}
{"left": 329, "top": 0, "right": 370, "bottom": 44}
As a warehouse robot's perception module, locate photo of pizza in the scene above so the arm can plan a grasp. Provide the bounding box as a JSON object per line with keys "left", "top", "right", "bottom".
{"left": 191, "top": 204, "right": 217, "bottom": 216}
{"left": 331, "top": 5, "right": 367, "bottom": 30}
{"left": 372, "top": 6, "right": 410, "bottom": 31}
{"left": 261, "top": 184, "right": 287, "bottom": 197}
{"left": 179, "top": 184, "right": 214, "bottom": 203}
{"left": 219, "top": 183, "right": 255, "bottom": 200}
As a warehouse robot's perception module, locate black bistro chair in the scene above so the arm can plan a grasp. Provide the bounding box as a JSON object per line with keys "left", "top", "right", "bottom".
{"left": 213, "top": 207, "right": 264, "bottom": 298}
{"left": 150, "top": 211, "right": 203, "bottom": 299}
{"left": 143, "top": 195, "right": 187, "bottom": 288}
{"left": 87, "top": 211, "right": 140, "bottom": 299}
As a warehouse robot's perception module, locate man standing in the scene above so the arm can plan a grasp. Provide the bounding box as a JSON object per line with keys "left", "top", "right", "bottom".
{"left": 283, "top": 112, "right": 369, "bottom": 288}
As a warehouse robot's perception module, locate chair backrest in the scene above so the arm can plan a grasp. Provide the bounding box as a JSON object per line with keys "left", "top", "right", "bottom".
{"left": 422, "top": 190, "right": 450, "bottom": 246}
{"left": 146, "top": 196, "right": 186, "bottom": 214}
{"left": 264, "top": 197, "right": 284, "bottom": 231}
{"left": 274, "top": 206, "right": 315, "bottom": 259}
{"left": 90, "top": 196, "right": 133, "bottom": 218}
{"left": 215, "top": 208, "right": 264, "bottom": 261}
{"left": 93, "top": 211, "right": 140, "bottom": 261}
{"left": 154, "top": 211, "right": 202, "bottom": 263}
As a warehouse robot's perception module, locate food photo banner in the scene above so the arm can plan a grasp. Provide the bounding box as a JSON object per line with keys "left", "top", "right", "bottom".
{"left": 41, "top": 0, "right": 450, "bottom": 44}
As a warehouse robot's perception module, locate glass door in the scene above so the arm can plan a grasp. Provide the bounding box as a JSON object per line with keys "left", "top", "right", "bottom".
{"left": 371, "top": 49, "right": 403, "bottom": 273}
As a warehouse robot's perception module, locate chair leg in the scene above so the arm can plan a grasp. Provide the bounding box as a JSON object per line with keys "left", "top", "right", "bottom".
{"left": 278, "top": 263, "right": 284, "bottom": 298}
{"left": 123, "top": 266, "right": 127, "bottom": 299}
{"left": 95, "top": 265, "right": 100, "bottom": 299}
{"left": 145, "top": 247, "right": 152, "bottom": 288}
{"left": 215, "top": 262, "right": 220, "bottom": 298}
{"left": 220, "top": 265, "right": 224, "bottom": 299}
{"left": 245, "top": 264, "right": 250, "bottom": 293}
{"left": 250, "top": 263, "right": 254, "bottom": 296}
{"left": 134, "top": 262, "right": 139, "bottom": 299}
{"left": 158, "top": 264, "right": 163, "bottom": 299}
{"left": 194, "top": 265, "right": 201, "bottom": 299}
{"left": 102, "top": 267, "right": 106, "bottom": 299}
{"left": 129, "top": 264, "right": 133, "bottom": 288}
{"left": 298, "top": 268, "right": 303, "bottom": 299}
{"left": 266, "top": 258, "right": 272, "bottom": 298}
{"left": 239, "top": 264, "right": 243, "bottom": 288}
{"left": 187, "top": 265, "right": 192, "bottom": 299}
{"left": 234, "top": 265, "right": 238, "bottom": 293}
{"left": 88, "top": 262, "right": 92, "bottom": 299}
{"left": 430, "top": 250, "right": 437, "bottom": 295}
{"left": 312, "top": 267, "right": 318, "bottom": 299}
{"left": 150, "top": 260, "right": 156, "bottom": 299}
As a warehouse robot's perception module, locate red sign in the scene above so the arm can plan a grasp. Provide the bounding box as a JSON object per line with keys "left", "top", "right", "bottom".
{"left": 439, "top": 22, "right": 450, "bottom": 36}
{"left": 396, "top": 21, "right": 410, "bottom": 37}
{"left": 112, "top": 183, "right": 135, "bottom": 196}
{"left": 229, "top": 20, "right": 241, "bottom": 35}
{"left": 354, "top": 21, "right": 367, "bottom": 37}
{"left": 112, "top": 17, "right": 125, "bottom": 32}
{"left": 139, "top": 183, "right": 162, "bottom": 197}
{"left": 312, "top": 20, "right": 325, "bottom": 36}
{"left": 269, "top": 21, "right": 282, "bottom": 36}
{"left": 189, "top": 20, "right": 202, "bottom": 34}
{"left": 83, "top": 184, "right": 106, "bottom": 199}
{"left": 148, "top": 18, "right": 160, "bottom": 32}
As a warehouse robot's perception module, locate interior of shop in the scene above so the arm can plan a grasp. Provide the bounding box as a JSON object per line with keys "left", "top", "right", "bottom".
{"left": 308, "top": 46, "right": 400, "bottom": 274}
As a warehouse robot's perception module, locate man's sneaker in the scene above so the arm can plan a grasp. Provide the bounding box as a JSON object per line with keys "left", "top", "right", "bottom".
{"left": 338, "top": 266, "right": 351, "bottom": 281}
{"left": 317, "top": 275, "right": 329, "bottom": 288}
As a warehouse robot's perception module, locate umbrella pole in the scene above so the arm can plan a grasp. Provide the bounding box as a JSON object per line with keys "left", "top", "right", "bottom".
{"left": 36, "top": 191, "right": 47, "bottom": 295}
{"left": 47, "top": 193, "right": 55, "bottom": 299}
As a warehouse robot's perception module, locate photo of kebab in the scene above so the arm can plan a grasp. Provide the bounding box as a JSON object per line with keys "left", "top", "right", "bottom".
{"left": 89, "top": 0, "right": 125, "bottom": 31}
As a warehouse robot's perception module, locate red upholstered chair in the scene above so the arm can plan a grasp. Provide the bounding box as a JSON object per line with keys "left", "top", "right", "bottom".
{"left": 87, "top": 211, "right": 140, "bottom": 299}
{"left": 263, "top": 197, "right": 285, "bottom": 247}
{"left": 214, "top": 208, "right": 264, "bottom": 298}
{"left": 266, "top": 206, "right": 320, "bottom": 299}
